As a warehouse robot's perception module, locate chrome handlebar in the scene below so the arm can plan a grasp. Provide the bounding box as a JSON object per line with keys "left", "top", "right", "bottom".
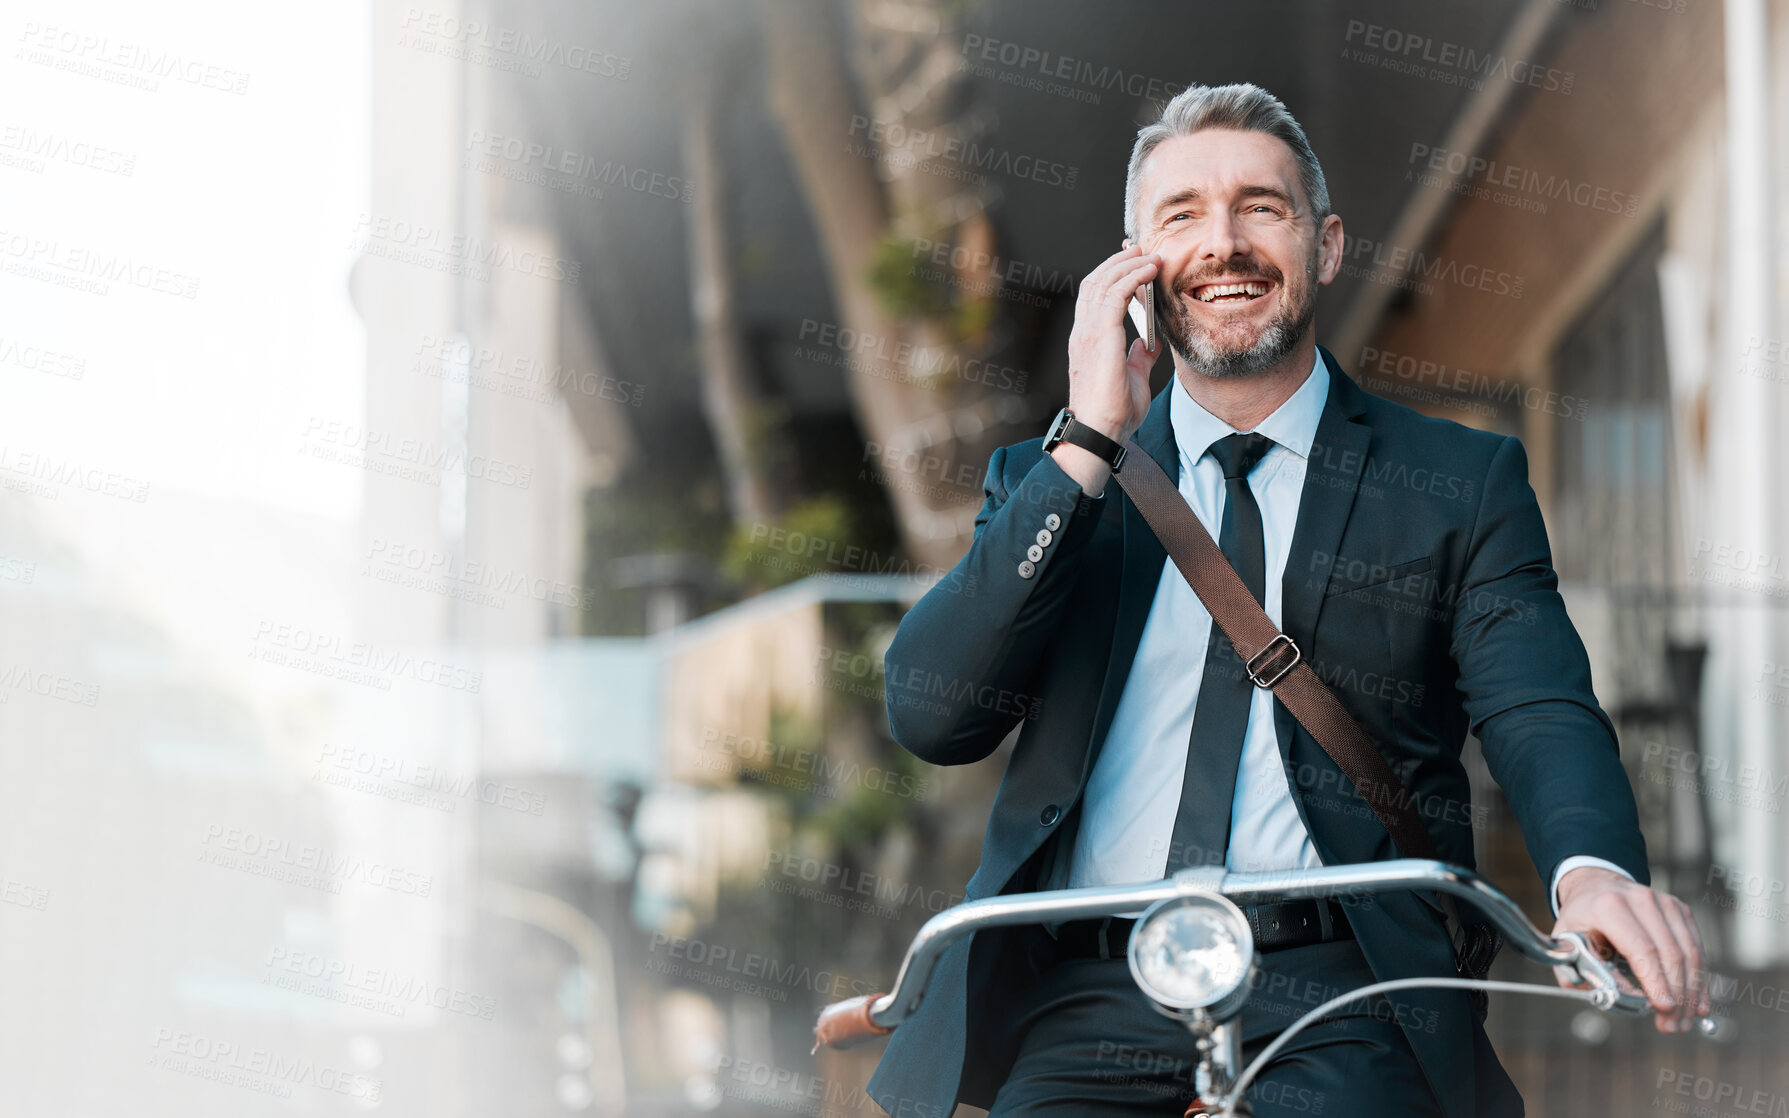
{"left": 864, "top": 859, "right": 1644, "bottom": 1028}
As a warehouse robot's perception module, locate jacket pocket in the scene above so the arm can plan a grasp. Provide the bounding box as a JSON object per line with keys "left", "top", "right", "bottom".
{"left": 1324, "top": 555, "right": 1434, "bottom": 598}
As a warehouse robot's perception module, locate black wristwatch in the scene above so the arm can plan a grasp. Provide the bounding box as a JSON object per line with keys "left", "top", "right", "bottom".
{"left": 1043, "top": 408, "right": 1127, "bottom": 471}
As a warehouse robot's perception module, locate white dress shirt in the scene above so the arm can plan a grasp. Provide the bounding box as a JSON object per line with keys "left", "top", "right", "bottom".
{"left": 1062, "top": 351, "right": 1329, "bottom": 889}
{"left": 1051, "top": 351, "right": 1627, "bottom": 913}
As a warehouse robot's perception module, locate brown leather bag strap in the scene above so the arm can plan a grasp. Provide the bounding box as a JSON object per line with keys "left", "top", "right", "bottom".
{"left": 1112, "top": 439, "right": 1437, "bottom": 861}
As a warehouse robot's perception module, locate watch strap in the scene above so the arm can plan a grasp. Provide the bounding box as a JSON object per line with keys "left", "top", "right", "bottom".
{"left": 1045, "top": 408, "right": 1127, "bottom": 470}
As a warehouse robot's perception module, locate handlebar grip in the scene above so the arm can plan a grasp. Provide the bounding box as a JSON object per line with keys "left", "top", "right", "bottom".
{"left": 811, "top": 993, "right": 892, "bottom": 1053}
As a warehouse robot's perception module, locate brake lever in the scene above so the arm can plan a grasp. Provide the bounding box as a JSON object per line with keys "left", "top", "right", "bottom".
{"left": 1554, "top": 931, "right": 1720, "bottom": 1033}
{"left": 1552, "top": 931, "right": 1646, "bottom": 1013}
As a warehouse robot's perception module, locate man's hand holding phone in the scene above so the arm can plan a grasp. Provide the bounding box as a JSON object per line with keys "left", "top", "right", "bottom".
{"left": 1055, "top": 242, "right": 1164, "bottom": 496}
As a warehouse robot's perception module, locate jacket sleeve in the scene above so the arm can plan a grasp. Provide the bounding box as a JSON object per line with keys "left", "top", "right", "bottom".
{"left": 884, "top": 445, "right": 1107, "bottom": 766}
{"left": 1450, "top": 435, "right": 1650, "bottom": 890}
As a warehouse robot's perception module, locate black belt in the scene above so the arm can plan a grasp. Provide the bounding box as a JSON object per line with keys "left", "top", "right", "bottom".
{"left": 1054, "top": 898, "right": 1352, "bottom": 960}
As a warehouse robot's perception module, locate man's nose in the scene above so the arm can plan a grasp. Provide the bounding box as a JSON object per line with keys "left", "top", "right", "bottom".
{"left": 1200, "top": 210, "right": 1251, "bottom": 262}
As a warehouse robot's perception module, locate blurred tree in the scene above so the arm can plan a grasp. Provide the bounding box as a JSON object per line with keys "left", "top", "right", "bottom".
{"left": 758, "top": 0, "right": 1032, "bottom": 571}
{"left": 683, "top": 22, "right": 789, "bottom": 525}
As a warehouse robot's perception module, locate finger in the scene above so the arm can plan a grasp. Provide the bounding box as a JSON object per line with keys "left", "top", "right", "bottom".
{"left": 1078, "top": 245, "right": 1146, "bottom": 307}
{"left": 1583, "top": 901, "right": 1680, "bottom": 1030}
{"left": 1667, "top": 893, "right": 1710, "bottom": 1017}
{"left": 1641, "top": 894, "right": 1694, "bottom": 1032}
{"left": 1073, "top": 252, "right": 1123, "bottom": 316}
{"left": 1092, "top": 259, "right": 1159, "bottom": 320}
{"left": 1126, "top": 335, "right": 1159, "bottom": 374}
{"left": 1659, "top": 896, "right": 1706, "bottom": 1024}
{"left": 1627, "top": 893, "right": 1690, "bottom": 1028}
{"left": 1103, "top": 255, "right": 1158, "bottom": 298}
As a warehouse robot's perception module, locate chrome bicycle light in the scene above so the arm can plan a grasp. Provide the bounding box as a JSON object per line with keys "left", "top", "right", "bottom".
{"left": 1127, "top": 893, "right": 1258, "bottom": 1022}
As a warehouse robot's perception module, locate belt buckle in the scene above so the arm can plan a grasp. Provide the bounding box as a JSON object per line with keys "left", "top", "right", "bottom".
{"left": 1245, "top": 633, "right": 1301, "bottom": 688}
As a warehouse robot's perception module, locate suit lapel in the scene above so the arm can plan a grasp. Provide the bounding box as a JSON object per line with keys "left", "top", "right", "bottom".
{"left": 1082, "top": 386, "right": 1176, "bottom": 773}
{"left": 1280, "top": 346, "right": 1373, "bottom": 656}
{"left": 1274, "top": 348, "right": 1381, "bottom": 861}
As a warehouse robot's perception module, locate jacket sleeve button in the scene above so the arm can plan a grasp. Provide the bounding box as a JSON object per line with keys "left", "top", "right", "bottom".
{"left": 1045, "top": 512, "right": 1062, "bottom": 531}
{"left": 1039, "top": 804, "right": 1061, "bottom": 826}
{"left": 1035, "top": 528, "right": 1054, "bottom": 547}
{"left": 1027, "top": 544, "right": 1044, "bottom": 562}
{"left": 1017, "top": 560, "right": 1036, "bottom": 580}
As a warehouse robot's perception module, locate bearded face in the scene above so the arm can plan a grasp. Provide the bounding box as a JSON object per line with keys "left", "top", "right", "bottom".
{"left": 1157, "top": 242, "right": 1319, "bottom": 380}
{"left": 1133, "top": 129, "right": 1333, "bottom": 381}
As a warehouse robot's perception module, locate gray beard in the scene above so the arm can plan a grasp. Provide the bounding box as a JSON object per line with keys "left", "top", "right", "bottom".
{"left": 1165, "top": 259, "right": 1318, "bottom": 379}
{"left": 1175, "top": 312, "right": 1304, "bottom": 379}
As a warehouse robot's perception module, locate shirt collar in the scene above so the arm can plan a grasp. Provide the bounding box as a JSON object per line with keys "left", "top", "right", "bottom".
{"left": 1169, "top": 348, "right": 1328, "bottom": 466}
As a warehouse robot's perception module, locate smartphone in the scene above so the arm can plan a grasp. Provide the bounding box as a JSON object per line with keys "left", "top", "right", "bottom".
{"left": 1123, "top": 237, "right": 1158, "bottom": 351}
{"left": 1127, "top": 283, "right": 1156, "bottom": 352}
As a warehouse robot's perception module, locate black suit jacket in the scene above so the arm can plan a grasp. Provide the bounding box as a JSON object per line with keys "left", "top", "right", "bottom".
{"left": 866, "top": 347, "right": 1648, "bottom": 1118}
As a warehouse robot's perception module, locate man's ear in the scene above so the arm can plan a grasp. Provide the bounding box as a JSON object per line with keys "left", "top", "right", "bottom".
{"left": 1315, "top": 213, "right": 1345, "bottom": 285}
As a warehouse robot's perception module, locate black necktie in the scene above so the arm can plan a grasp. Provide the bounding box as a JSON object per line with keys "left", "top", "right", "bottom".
{"left": 1166, "top": 431, "right": 1276, "bottom": 871}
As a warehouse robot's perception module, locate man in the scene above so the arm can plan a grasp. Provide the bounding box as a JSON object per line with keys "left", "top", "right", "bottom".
{"left": 867, "top": 83, "right": 1708, "bottom": 1117}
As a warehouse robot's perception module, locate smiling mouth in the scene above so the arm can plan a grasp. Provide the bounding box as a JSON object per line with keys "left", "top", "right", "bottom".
{"left": 1190, "top": 280, "right": 1272, "bottom": 305}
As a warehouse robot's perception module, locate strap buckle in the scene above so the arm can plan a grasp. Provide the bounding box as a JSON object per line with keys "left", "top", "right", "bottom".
{"left": 1244, "top": 633, "right": 1301, "bottom": 688}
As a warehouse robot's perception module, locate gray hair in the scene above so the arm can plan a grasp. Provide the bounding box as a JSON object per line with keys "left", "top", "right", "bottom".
{"left": 1123, "top": 82, "right": 1330, "bottom": 242}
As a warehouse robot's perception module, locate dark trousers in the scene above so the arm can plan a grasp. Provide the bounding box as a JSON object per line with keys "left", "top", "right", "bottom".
{"left": 985, "top": 934, "right": 1448, "bottom": 1117}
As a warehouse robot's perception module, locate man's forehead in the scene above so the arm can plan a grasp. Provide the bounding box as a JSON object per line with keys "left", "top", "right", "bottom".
{"left": 1140, "top": 128, "right": 1301, "bottom": 206}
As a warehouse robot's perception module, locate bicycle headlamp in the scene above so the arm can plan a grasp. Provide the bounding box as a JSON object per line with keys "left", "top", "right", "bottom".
{"left": 1126, "top": 893, "right": 1257, "bottom": 1021}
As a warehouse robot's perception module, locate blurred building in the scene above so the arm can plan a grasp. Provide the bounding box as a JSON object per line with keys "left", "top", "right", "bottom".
{"left": 1353, "top": 0, "right": 1786, "bottom": 956}
{"left": 344, "top": 1, "right": 634, "bottom": 1111}
{"left": 1347, "top": 1, "right": 1789, "bottom": 1110}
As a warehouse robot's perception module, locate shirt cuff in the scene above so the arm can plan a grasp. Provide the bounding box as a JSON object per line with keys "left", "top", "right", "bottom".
{"left": 1550, "top": 855, "right": 1635, "bottom": 916}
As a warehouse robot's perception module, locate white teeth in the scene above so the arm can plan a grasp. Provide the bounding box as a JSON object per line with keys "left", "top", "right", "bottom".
{"left": 1194, "top": 281, "right": 1270, "bottom": 302}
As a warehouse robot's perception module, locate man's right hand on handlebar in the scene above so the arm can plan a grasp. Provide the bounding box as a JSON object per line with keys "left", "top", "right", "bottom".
{"left": 1552, "top": 865, "right": 1710, "bottom": 1034}
{"left": 1055, "top": 242, "right": 1164, "bottom": 495}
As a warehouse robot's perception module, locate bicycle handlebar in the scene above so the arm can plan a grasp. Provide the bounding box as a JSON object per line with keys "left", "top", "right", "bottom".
{"left": 812, "top": 859, "right": 1644, "bottom": 1051}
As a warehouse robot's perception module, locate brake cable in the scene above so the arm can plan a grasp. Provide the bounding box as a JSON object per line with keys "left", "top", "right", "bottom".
{"left": 1221, "top": 976, "right": 1652, "bottom": 1114}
